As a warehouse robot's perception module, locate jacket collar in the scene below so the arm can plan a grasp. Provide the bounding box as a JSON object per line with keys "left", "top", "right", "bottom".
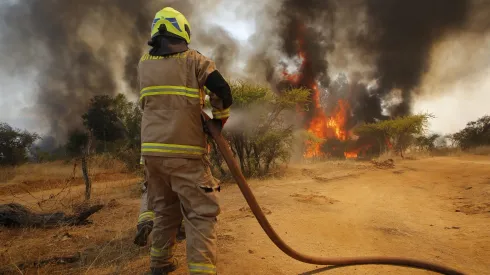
{"left": 148, "top": 36, "right": 188, "bottom": 56}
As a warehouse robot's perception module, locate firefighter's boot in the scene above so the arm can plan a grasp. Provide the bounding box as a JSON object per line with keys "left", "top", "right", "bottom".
{"left": 147, "top": 259, "right": 178, "bottom": 275}
{"left": 134, "top": 220, "right": 154, "bottom": 246}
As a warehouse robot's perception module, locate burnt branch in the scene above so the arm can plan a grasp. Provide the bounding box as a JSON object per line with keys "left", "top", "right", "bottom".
{"left": 0, "top": 203, "right": 103, "bottom": 228}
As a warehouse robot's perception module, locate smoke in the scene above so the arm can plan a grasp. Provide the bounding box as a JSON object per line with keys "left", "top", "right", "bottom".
{"left": 260, "top": 0, "right": 489, "bottom": 129}
{"left": 194, "top": 26, "right": 239, "bottom": 76}
{"left": 0, "top": 0, "right": 151, "bottom": 141}
{"left": 279, "top": 0, "right": 334, "bottom": 88}
{"left": 363, "top": 0, "right": 470, "bottom": 116}
{"left": 0, "top": 0, "right": 238, "bottom": 143}
{"left": 1, "top": 0, "right": 489, "bottom": 145}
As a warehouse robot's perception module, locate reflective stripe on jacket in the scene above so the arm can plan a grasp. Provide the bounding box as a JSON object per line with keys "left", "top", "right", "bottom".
{"left": 138, "top": 50, "right": 226, "bottom": 158}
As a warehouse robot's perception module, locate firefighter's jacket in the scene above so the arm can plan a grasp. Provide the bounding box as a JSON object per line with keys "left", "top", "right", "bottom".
{"left": 138, "top": 49, "right": 232, "bottom": 159}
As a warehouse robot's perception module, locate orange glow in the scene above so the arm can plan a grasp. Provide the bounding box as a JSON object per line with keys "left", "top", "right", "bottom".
{"left": 283, "top": 22, "right": 358, "bottom": 159}
{"left": 302, "top": 88, "right": 351, "bottom": 158}
{"left": 282, "top": 42, "right": 351, "bottom": 157}
{"left": 386, "top": 138, "right": 393, "bottom": 150}
{"left": 344, "top": 152, "right": 358, "bottom": 159}
{"left": 344, "top": 144, "right": 373, "bottom": 159}
{"left": 282, "top": 70, "right": 300, "bottom": 83}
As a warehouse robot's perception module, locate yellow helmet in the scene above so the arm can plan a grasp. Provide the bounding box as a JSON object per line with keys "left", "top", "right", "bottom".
{"left": 151, "top": 7, "right": 191, "bottom": 44}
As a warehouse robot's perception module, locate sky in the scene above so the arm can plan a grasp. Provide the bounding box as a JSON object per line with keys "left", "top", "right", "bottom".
{"left": 413, "top": 30, "right": 490, "bottom": 134}
{"left": 0, "top": 2, "right": 489, "bottom": 136}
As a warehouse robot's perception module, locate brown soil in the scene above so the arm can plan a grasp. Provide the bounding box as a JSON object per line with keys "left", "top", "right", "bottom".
{"left": 1, "top": 156, "right": 489, "bottom": 274}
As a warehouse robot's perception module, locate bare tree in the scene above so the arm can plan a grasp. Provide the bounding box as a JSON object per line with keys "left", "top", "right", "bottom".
{"left": 81, "top": 132, "right": 93, "bottom": 201}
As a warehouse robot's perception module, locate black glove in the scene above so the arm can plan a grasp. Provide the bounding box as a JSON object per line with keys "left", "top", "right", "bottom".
{"left": 203, "top": 119, "right": 223, "bottom": 135}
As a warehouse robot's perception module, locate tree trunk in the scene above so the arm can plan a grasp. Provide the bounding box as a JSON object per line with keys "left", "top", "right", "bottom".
{"left": 234, "top": 136, "right": 246, "bottom": 174}
{"left": 252, "top": 144, "right": 261, "bottom": 174}
{"left": 378, "top": 139, "right": 384, "bottom": 155}
{"left": 72, "top": 161, "right": 77, "bottom": 179}
{"left": 82, "top": 132, "right": 92, "bottom": 201}
{"left": 82, "top": 156, "right": 91, "bottom": 200}
{"left": 245, "top": 144, "right": 253, "bottom": 175}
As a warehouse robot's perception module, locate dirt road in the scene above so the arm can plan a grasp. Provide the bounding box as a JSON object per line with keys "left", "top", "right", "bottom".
{"left": 1, "top": 156, "right": 489, "bottom": 274}
{"left": 207, "top": 157, "right": 490, "bottom": 275}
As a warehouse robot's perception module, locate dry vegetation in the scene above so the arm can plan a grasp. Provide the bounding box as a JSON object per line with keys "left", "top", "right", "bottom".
{"left": 1, "top": 149, "right": 489, "bottom": 274}
{"left": 432, "top": 145, "right": 490, "bottom": 157}
{"left": 0, "top": 155, "right": 131, "bottom": 196}
{"left": 0, "top": 157, "right": 145, "bottom": 274}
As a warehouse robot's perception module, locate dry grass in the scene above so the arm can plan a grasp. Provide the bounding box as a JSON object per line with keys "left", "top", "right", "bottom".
{"left": 466, "top": 145, "right": 490, "bottom": 156}
{"left": 3, "top": 154, "right": 127, "bottom": 183}
{"left": 1, "top": 150, "right": 488, "bottom": 274}
{"left": 0, "top": 155, "right": 133, "bottom": 197}
{"left": 372, "top": 145, "right": 490, "bottom": 160}
{"left": 427, "top": 145, "right": 490, "bottom": 157}
{"left": 0, "top": 166, "right": 16, "bottom": 183}
{"left": 0, "top": 157, "right": 149, "bottom": 274}
{"left": 0, "top": 199, "right": 148, "bottom": 274}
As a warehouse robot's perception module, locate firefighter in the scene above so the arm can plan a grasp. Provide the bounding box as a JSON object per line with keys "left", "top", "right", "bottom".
{"left": 134, "top": 157, "right": 185, "bottom": 247}
{"left": 139, "top": 7, "right": 232, "bottom": 275}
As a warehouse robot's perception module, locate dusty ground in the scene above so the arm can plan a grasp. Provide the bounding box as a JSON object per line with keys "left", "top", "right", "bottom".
{"left": 1, "top": 156, "right": 489, "bottom": 275}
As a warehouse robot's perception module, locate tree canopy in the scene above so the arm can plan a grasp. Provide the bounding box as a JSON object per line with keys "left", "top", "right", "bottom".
{"left": 64, "top": 93, "right": 142, "bottom": 170}
{"left": 354, "top": 114, "right": 432, "bottom": 158}
{"left": 81, "top": 95, "right": 126, "bottom": 144}
{"left": 451, "top": 115, "right": 490, "bottom": 149}
{"left": 415, "top": 133, "right": 441, "bottom": 151}
{"left": 0, "top": 123, "right": 39, "bottom": 166}
{"left": 208, "top": 81, "right": 310, "bottom": 177}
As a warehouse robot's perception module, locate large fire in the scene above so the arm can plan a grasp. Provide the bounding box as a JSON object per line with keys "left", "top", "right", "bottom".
{"left": 303, "top": 97, "right": 351, "bottom": 158}
{"left": 282, "top": 23, "right": 367, "bottom": 159}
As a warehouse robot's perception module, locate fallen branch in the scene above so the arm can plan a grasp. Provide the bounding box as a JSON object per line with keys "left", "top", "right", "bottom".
{"left": 0, "top": 203, "right": 104, "bottom": 228}
{"left": 371, "top": 158, "right": 395, "bottom": 169}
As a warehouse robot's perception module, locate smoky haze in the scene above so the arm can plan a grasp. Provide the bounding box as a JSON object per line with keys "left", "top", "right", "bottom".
{"left": 0, "top": 0, "right": 237, "bottom": 144}
{"left": 0, "top": 0, "right": 153, "bottom": 141}
{"left": 364, "top": 0, "right": 469, "bottom": 116}
{"left": 259, "top": 0, "right": 489, "bottom": 130}
{"left": 1, "top": 0, "right": 489, "bottom": 146}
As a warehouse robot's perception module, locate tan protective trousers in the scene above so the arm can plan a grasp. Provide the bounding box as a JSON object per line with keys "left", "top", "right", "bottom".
{"left": 145, "top": 155, "right": 220, "bottom": 275}
{"left": 138, "top": 177, "right": 154, "bottom": 224}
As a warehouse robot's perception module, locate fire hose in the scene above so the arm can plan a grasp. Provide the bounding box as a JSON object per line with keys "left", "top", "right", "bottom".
{"left": 202, "top": 113, "right": 465, "bottom": 275}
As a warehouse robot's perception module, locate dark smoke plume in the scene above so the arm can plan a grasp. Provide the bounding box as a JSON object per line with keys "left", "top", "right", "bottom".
{"left": 271, "top": 0, "right": 486, "bottom": 129}
{"left": 0, "top": 0, "right": 236, "bottom": 143}
{"left": 364, "top": 0, "right": 469, "bottom": 116}
{"left": 279, "top": 0, "right": 334, "bottom": 87}
{"left": 276, "top": 0, "right": 335, "bottom": 124}
{"left": 0, "top": 0, "right": 154, "bottom": 141}
{"left": 2, "top": 0, "right": 489, "bottom": 145}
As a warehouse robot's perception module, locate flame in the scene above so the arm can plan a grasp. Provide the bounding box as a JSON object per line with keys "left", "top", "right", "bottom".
{"left": 386, "top": 138, "right": 393, "bottom": 150}
{"left": 303, "top": 96, "right": 351, "bottom": 157}
{"left": 344, "top": 144, "right": 373, "bottom": 159}
{"left": 344, "top": 152, "right": 358, "bottom": 159}
{"left": 282, "top": 21, "right": 354, "bottom": 158}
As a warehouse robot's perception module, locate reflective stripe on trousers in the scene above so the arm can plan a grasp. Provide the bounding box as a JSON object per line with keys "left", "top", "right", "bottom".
{"left": 150, "top": 245, "right": 176, "bottom": 259}
{"left": 189, "top": 262, "right": 217, "bottom": 274}
{"left": 141, "top": 143, "right": 206, "bottom": 155}
{"left": 138, "top": 210, "right": 155, "bottom": 224}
